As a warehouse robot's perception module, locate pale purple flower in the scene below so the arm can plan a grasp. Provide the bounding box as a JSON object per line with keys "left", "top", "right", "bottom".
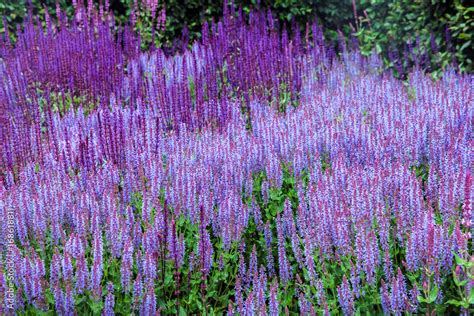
{"left": 268, "top": 280, "right": 279, "bottom": 316}
{"left": 103, "top": 282, "right": 115, "bottom": 316}
{"left": 337, "top": 276, "right": 354, "bottom": 316}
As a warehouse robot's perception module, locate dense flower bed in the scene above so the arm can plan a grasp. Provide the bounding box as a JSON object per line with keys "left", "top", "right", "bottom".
{"left": 0, "top": 2, "right": 472, "bottom": 315}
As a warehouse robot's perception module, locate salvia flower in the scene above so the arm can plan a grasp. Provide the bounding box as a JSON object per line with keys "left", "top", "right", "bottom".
{"left": 103, "top": 282, "right": 115, "bottom": 316}
{"left": 75, "top": 253, "right": 88, "bottom": 294}
{"left": 268, "top": 280, "right": 279, "bottom": 316}
{"left": 389, "top": 268, "right": 408, "bottom": 315}
{"left": 63, "top": 284, "right": 74, "bottom": 316}
{"left": 140, "top": 283, "right": 157, "bottom": 316}
{"left": 337, "top": 276, "right": 354, "bottom": 316}
{"left": 276, "top": 215, "right": 291, "bottom": 284}
{"left": 380, "top": 279, "right": 391, "bottom": 315}
{"left": 133, "top": 273, "right": 143, "bottom": 311}
{"left": 90, "top": 229, "right": 103, "bottom": 298}
{"left": 120, "top": 238, "right": 134, "bottom": 292}
{"left": 143, "top": 251, "right": 157, "bottom": 286}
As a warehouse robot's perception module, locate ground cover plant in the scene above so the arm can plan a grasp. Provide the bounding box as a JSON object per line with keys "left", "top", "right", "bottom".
{"left": 0, "top": 1, "right": 473, "bottom": 315}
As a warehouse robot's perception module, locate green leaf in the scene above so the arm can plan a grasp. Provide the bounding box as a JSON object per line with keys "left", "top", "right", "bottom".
{"left": 355, "top": 307, "right": 362, "bottom": 316}
{"left": 89, "top": 301, "right": 104, "bottom": 315}
{"left": 459, "top": 40, "right": 471, "bottom": 51}
{"left": 45, "top": 289, "right": 55, "bottom": 305}
{"left": 428, "top": 285, "right": 438, "bottom": 304}
{"left": 454, "top": 277, "right": 468, "bottom": 287}
{"left": 454, "top": 253, "right": 467, "bottom": 265}
{"left": 446, "top": 299, "right": 462, "bottom": 307}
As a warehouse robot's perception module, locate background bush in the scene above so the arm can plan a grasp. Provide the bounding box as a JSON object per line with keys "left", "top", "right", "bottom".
{"left": 1, "top": 0, "right": 472, "bottom": 74}
{"left": 354, "top": 0, "right": 473, "bottom": 77}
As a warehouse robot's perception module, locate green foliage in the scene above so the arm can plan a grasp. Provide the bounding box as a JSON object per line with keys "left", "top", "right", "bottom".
{"left": 445, "top": 254, "right": 474, "bottom": 311}
{"left": 354, "top": 0, "right": 473, "bottom": 76}
{"left": 118, "top": 0, "right": 353, "bottom": 50}
{"left": 0, "top": 0, "right": 73, "bottom": 39}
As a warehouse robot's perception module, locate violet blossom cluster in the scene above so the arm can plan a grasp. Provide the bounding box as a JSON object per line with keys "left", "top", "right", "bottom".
{"left": 0, "top": 1, "right": 472, "bottom": 315}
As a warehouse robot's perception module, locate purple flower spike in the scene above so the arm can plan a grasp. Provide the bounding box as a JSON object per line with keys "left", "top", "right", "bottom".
{"left": 269, "top": 280, "right": 279, "bottom": 316}
{"left": 140, "top": 283, "right": 157, "bottom": 316}
{"left": 337, "top": 276, "right": 354, "bottom": 316}
{"left": 103, "top": 282, "right": 115, "bottom": 316}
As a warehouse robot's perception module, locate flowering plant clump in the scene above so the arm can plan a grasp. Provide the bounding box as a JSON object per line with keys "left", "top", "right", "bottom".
{"left": 0, "top": 1, "right": 473, "bottom": 315}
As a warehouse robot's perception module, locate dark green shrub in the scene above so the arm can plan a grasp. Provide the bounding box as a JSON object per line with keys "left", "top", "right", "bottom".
{"left": 354, "top": 0, "right": 473, "bottom": 76}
